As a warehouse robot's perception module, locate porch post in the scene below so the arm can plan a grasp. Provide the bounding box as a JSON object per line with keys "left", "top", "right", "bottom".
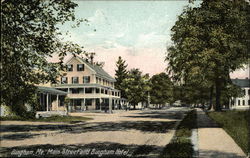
{"left": 109, "top": 90, "right": 112, "bottom": 114}
{"left": 99, "top": 98, "right": 102, "bottom": 111}
{"left": 40, "top": 93, "right": 42, "bottom": 110}
{"left": 56, "top": 94, "right": 59, "bottom": 111}
{"left": 81, "top": 99, "right": 85, "bottom": 111}
{"left": 46, "top": 93, "right": 49, "bottom": 111}
{"left": 84, "top": 98, "right": 86, "bottom": 111}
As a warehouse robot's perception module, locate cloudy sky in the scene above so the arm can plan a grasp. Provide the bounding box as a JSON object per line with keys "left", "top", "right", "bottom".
{"left": 56, "top": 1, "right": 249, "bottom": 79}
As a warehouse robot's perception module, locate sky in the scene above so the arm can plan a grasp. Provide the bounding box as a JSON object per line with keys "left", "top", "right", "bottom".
{"left": 54, "top": 1, "right": 249, "bottom": 79}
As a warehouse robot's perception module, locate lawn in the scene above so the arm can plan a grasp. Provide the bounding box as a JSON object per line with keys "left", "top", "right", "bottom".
{"left": 208, "top": 110, "right": 249, "bottom": 154}
{"left": 0, "top": 115, "right": 92, "bottom": 123}
{"left": 160, "top": 109, "right": 197, "bottom": 158}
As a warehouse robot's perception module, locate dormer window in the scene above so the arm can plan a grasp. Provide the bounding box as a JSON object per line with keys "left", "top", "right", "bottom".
{"left": 77, "top": 64, "right": 84, "bottom": 71}
{"left": 67, "top": 65, "right": 73, "bottom": 71}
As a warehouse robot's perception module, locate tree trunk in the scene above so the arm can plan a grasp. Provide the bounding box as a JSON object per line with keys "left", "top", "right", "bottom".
{"left": 207, "top": 86, "right": 214, "bottom": 110}
{"left": 215, "top": 79, "right": 222, "bottom": 111}
{"left": 134, "top": 103, "right": 136, "bottom": 110}
{"left": 225, "top": 99, "right": 230, "bottom": 109}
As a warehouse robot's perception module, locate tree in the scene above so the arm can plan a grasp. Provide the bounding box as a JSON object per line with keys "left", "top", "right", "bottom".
{"left": 122, "top": 68, "right": 149, "bottom": 109}
{"left": 150, "top": 73, "right": 174, "bottom": 106}
{"left": 115, "top": 56, "right": 128, "bottom": 98}
{"left": 166, "top": 1, "right": 250, "bottom": 111}
{"left": 1, "top": 0, "right": 85, "bottom": 116}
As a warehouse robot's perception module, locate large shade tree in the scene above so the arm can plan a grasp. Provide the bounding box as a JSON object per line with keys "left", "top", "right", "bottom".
{"left": 1, "top": 0, "right": 85, "bottom": 116}
{"left": 115, "top": 56, "right": 128, "bottom": 99}
{"left": 150, "top": 73, "right": 174, "bottom": 106}
{"left": 166, "top": 0, "right": 250, "bottom": 111}
{"left": 122, "top": 68, "right": 150, "bottom": 109}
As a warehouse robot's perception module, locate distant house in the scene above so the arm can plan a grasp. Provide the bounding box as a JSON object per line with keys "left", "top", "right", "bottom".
{"left": 229, "top": 78, "right": 250, "bottom": 109}
{"left": 53, "top": 56, "right": 124, "bottom": 112}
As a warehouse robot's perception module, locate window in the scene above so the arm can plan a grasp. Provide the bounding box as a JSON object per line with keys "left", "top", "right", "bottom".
{"left": 248, "top": 89, "right": 250, "bottom": 95}
{"left": 85, "top": 88, "right": 92, "bottom": 94}
{"left": 72, "top": 77, "right": 79, "bottom": 84}
{"left": 101, "top": 89, "right": 104, "bottom": 94}
{"left": 96, "top": 88, "right": 100, "bottom": 93}
{"left": 238, "top": 100, "right": 241, "bottom": 106}
{"left": 242, "top": 89, "right": 246, "bottom": 96}
{"left": 61, "top": 77, "right": 68, "bottom": 84}
{"left": 59, "top": 96, "right": 64, "bottom": 106}
{"left": 243, "top": 100, "right": 245, "bottom": 106}
{"left": 96, "top": 77, "right": 99, "bottom": 83}
{"left": 71, "top": 88, "right": 79, "bottom": 94}
{"left": 231, "top": 99, "right": 234, "bottom": 106}
{"left": 67, "top": 65, "right": 73, "bottom": 71}
{"left": 77, "top": 64, "right": 84, "bottom": 71}
{"left": 248, "top": 100, "right": 250, "bottom": 105}
{"left": 112, "top": 91, "right": 114, "bottom": 96}
{"left": 83, "top": 76, "right": 90, "bottom": 83}
{"left": 105, "top": 90, "right": 108, "bottom": 94}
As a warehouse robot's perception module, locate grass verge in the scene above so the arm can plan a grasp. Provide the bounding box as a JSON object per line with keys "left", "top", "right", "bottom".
{"left": 160, "top": 109, "right": 197, "bottom": 158}
{"left": 208, "top": 110, "right": 249, "bottom": 154}
{"left": 0, "top": 115, "right": 92, "bottom": 123}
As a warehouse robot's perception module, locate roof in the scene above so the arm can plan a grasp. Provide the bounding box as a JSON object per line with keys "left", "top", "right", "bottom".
{"left": 77, "top": 57, "right": 116, "bottom": 82}
{"left": 231, "top": 79, "right": 250, "bottom": 88}
{"left": 37, "top": 86, "right": 67, "bottom": 95}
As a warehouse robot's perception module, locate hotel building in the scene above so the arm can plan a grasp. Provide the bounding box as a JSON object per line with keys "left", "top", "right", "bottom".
{"left": 53, "top": 56, "right": 122, "bottom": 112}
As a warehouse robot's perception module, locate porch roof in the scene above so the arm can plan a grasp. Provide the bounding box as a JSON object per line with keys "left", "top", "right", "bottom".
{"left": 54, "top": 83, "right": 120, "bottom": 91}
{"left": 231, "top": 79, "right": 250, "bottom": 88}
{"left": 37, "top": 86, "right": 67, "bottom": 95}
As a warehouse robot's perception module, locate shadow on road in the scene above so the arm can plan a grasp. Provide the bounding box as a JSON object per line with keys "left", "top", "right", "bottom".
{"left": 0, "top": 120, "right": 177, "bottom": 141}
{"left": 1, "top": 110, "right": 185, "bottom": 141}
{"left": 124, "top": 111, "right": 183, "bottom": 120}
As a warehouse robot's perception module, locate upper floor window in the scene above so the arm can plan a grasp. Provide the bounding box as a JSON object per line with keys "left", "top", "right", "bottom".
{"left": 77, "top": 64, "right": 84, "bottom": 71}
{"left": 83, "top": 76, "right": 90, "bottom": 83}
{"left": 72, "top": 77, "right": 79, "bottom": 84}
{"left": 67, "top": 64, "right": 73, "bottom": 71}
{"left": 248, "top": 89, "right": 250, "bottom": 95}
{"left": 85, "top": 88, "right": 92, "bottom": 94}
{"left": 242, "top": 89, "right": 246, "bottom": 96}
{"left": 238, "top": 100, "right": 241, "bottom": 106}
{"left": 96, "top": 88, "right": 100, "bottom": 93}
{"left": 71, "top": 88, "right": 79, "bottom": 94}
{"left": 242, "top": 100, "right": 245, "bottom": 106}
{"left": 61, "top": 77, "right": 68, "bottom": 84}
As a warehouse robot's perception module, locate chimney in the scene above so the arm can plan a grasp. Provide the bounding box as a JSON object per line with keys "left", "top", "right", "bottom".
{"left": 90, "top": 52, "right": 95, "bottom": 65}
{"left": 90, "top": 54, "right": 94, "bottom": 65}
